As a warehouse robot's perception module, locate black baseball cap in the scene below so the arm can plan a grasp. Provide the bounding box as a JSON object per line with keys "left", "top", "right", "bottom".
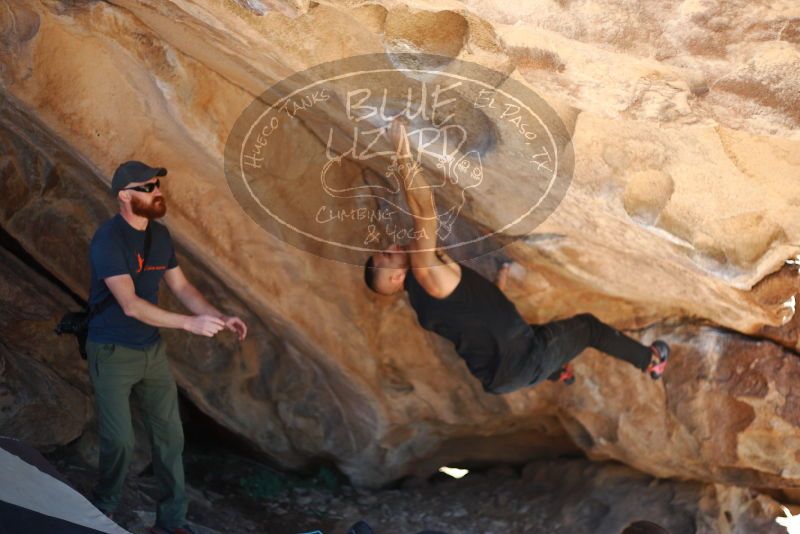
{"left": 111, "top": 160, "right": 167, "bottom": 195}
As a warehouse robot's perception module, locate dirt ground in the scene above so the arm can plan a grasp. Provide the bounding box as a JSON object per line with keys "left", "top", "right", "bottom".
{"left": 43, "top": 434, "right": 786, "bottom": 534}
{"left": 40, "top": 396, "right": 786, "bottom": 534}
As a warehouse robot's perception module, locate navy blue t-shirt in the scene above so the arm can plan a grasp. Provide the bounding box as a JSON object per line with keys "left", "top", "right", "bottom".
{"left": 87, "top": 213, "right": 178, "bottom": 349}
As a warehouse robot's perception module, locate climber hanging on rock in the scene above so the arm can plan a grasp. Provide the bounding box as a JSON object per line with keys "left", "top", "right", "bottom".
{"left": 363, "top": 117, "right": 670, "bottom": 394}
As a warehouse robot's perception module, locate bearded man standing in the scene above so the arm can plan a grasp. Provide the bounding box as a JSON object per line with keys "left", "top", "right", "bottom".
{"left": 86, "top": 161, "right": 247, "bottom": 534}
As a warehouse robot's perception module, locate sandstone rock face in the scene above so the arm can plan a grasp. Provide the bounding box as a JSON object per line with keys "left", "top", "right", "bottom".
{"left": 1, "top": 0, "right": 799, "bottom": 493}
{"left": 559, "top": 324, "right": 800, "bottom": 490}
{"left": 0, "top": 244, "right": 91, "bottom": 448}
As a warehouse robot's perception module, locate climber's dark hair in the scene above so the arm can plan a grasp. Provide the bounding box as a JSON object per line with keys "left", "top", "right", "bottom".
{"left": 364, "top": 255, "right": 379, "bottom": 293}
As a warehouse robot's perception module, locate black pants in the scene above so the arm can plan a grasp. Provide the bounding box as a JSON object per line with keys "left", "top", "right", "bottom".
{"left": 486, "top": 313, "right": 653, "bottom": 394}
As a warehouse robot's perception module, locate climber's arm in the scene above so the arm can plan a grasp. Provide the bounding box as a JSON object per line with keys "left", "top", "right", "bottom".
{"left": 494, "top": 262, "right": 511, "bottom": 292}
{"left": 389, "top": 118, "right": 460, "bottom": 298}
{"left": 399, "top": 162, "right": 439, "bottom": 257}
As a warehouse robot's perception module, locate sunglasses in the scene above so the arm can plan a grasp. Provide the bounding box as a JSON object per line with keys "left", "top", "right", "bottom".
{"left": 123, "top": 179, "right": 160, "bottom": 193}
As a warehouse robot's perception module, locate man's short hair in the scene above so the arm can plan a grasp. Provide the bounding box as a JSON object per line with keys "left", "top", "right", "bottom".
{"left": 364, "top": 256, "right": 378, "bottom": 293}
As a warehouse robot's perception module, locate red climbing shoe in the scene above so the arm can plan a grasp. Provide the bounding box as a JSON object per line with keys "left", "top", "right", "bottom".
{"left": 557, "top": 363, "right": 576, "bottom": 385}
{"left": 646, "top": 340, "right": 670, "bottom": 379}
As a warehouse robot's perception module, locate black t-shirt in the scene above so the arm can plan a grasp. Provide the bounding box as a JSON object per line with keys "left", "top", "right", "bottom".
{"left": 403, "top": 263, "right": 536, "bottom": 389}
{"left": 87, "top": 213, "right": 178, "bottom": 349}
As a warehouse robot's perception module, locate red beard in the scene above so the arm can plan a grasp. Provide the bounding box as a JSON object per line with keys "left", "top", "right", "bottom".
{"left": 131, "top": 195, "right": 167, "bottom": 219}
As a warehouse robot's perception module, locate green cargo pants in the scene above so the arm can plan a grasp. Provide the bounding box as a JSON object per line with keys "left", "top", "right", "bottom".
{"left": 86, "top": 337, "right": 188, "bottom": 528}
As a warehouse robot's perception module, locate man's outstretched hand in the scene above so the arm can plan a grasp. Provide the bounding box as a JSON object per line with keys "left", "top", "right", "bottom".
{"left": 223, "top": 315, "right": 248, "bottom": 341}
{"left": 183, "top": 314, "right": 248, "bottom": 341}
{"left": 183, "top": 314, "right": 226, "bottom": 338}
